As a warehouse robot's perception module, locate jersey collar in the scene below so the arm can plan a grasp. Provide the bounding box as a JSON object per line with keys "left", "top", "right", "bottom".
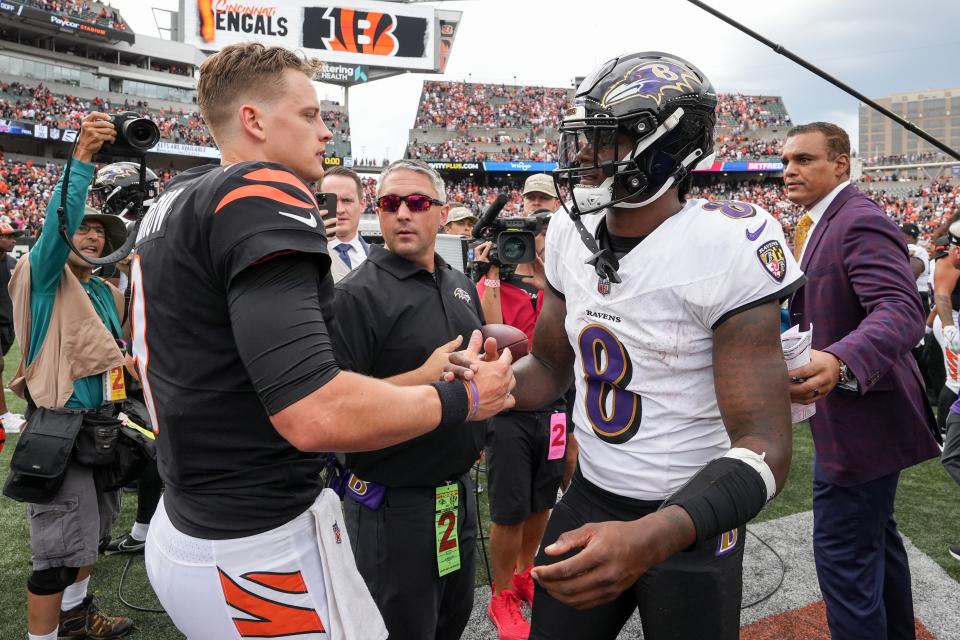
{"left": 367, "top": 244, "right": 450, "bottom": 280}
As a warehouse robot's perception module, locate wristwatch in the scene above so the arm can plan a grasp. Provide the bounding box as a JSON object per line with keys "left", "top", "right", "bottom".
{"left": 837, "top": 359, "right": 853, "bottom": 386}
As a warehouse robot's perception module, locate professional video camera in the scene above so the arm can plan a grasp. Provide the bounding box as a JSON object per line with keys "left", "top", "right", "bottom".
{"left": 471, "top": 195, "right": 549, "bottom": 280}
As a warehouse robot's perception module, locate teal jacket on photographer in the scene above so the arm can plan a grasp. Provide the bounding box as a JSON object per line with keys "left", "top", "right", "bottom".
{"left": 9, "top": 160, "right": 125, "bottom": 410}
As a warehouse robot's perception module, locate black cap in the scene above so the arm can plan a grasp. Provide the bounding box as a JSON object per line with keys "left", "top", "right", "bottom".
{"left": 934, "top": 234, "right": 952, "bottom": 260}
{"left": 900, "top": 223, "right": 920, "bottom": 239}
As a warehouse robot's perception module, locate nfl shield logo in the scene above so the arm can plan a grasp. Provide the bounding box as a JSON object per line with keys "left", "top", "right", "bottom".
{"left": 756, "top": 240, "right": 787, "bottom": 283}
{"left": 597, "top": 277, "right": 611, "bottom": 295}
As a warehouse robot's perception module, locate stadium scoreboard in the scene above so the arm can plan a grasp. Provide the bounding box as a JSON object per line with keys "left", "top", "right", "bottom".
{"left": 180, "top": 0, "right": 462, "bottom": 85}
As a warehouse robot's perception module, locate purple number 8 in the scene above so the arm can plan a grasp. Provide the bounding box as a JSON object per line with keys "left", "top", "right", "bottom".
{"left": 577, "top": 323, "right": 642, "bottom": 444}
{"left": 703, "top": 200, "right": 756, "bottom": 219}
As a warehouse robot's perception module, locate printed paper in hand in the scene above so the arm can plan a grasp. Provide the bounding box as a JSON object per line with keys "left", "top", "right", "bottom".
{"left": 782, "top": 324, "right": 816, "bottom": 423}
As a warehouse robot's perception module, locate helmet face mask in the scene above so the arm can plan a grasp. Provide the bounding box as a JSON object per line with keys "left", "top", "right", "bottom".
{"left": 554, "top": 52, "right": 718, "bottom": 218}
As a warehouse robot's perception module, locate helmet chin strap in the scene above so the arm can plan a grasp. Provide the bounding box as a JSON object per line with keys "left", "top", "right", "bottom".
{"left": 572, "top": 108, "right": 687, "bottom": 214}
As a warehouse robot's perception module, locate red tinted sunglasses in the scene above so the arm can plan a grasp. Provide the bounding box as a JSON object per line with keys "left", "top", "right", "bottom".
{"left": 377, "top": 193, "right": 445, "bottom": 213}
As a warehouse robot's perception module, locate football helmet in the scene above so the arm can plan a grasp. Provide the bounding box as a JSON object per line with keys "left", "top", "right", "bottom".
{"left": 90, "top": 162, "right": 159, "bottom": 219}
{"left": 554, "top": 52, "right": 718, "bottom": 216}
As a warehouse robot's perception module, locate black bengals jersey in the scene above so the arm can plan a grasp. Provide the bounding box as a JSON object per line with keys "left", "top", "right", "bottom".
{"left": 132, "top": 161, "right": 337, "bottom": 539}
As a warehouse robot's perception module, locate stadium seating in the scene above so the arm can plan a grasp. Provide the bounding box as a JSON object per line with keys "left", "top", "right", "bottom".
{"left": 21, "top": 0, "right": 131, "bottom": 32}
{"left": 0, "top": 81, "right": 353, "bottom": 158}
{"left": 405, "top": 81, "right": 791, "bottom": 163}
{"left": 0, "top": 154, "right": 180, "bottom": 233}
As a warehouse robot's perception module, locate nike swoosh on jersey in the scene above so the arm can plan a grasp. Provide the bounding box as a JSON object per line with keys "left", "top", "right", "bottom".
{"left": 745, "top": 220, "right": 767, "bottom": 241}
{"left": 277, "top": 210, "right": 318, "bottom": 228}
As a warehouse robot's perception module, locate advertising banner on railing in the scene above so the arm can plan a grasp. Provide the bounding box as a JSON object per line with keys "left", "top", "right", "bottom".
{"left": 482, "top": 161, "right": 556, "bottom": 173}
{"left": 148, "top": 141, "right": 222, "bottom": 159}
{"left": 0, "top": 118, "right": 33, "bottom": 136}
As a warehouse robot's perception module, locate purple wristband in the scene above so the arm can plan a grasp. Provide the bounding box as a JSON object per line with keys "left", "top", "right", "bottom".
{"left": 466, "top": 379, "right": 480, "bottom": 421}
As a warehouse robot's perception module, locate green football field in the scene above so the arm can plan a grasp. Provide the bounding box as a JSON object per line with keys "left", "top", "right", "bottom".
{"left": 0, "top": 341, "right": 957, "bottom": 639}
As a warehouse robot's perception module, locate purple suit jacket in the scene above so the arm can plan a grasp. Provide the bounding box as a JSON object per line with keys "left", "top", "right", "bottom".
{"left": 789, "top": 184, "right": 940, "bottom": 486}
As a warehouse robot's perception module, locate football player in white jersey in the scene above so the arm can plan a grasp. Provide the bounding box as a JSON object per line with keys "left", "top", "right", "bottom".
{"left": 507, "top": 52, "right": 806, "bottom": 639}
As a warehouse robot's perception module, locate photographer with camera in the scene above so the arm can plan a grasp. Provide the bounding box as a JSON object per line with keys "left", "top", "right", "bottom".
{"left": 475, "top": 174, "right": 570, "bottom": 639}
{"left": 6, "top": 112, "right": 135, "bottom": 640}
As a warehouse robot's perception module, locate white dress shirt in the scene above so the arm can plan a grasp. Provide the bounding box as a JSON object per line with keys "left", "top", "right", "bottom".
{"left": 330, "top": 234, "right": 368, "bottom": 269}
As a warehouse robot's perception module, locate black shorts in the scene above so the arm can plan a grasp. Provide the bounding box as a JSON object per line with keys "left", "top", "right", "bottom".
{"left": 530, "top": 469, "right": 745, "bottom": 640}
{"left": 486, "top": 409, "right": 565, "bottom": 525}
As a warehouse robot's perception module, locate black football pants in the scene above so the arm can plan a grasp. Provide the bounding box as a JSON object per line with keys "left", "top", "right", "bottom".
{"left": 530, "top": 469, "right": 744, "bottom": 640}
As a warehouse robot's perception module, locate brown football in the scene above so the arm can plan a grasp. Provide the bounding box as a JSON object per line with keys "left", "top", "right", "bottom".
{"left": 480, "top": 323, "right": 529, "bottom": 359}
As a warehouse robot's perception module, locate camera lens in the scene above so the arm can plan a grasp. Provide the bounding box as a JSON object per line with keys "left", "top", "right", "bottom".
{"left": 120, "top": 118, "right": 160, "bottom": 151}
{"left": 501, "top": 236, "right": 527, "bottom": 262}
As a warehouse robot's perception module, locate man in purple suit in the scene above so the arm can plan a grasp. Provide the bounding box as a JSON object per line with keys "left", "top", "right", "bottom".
{"left": 783, "top": 122, "right": 941, "bottom": 640}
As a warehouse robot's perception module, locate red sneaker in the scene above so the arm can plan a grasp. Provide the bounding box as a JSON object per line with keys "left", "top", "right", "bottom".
{"left": 488, "top": 588, "right": 530, "bottom": 640}
{"left": 512, "top": 564, "right": 535, "bottom": 605}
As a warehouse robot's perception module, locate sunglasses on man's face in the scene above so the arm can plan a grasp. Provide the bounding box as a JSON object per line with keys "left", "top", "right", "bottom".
{"left": 377, "top": 194, "right": 444, "bottom": 213}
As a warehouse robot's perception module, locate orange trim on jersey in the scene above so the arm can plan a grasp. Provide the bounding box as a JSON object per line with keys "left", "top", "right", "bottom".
{"left": 215, "top": 185, "right": 314, "bottom": 215}
{"left": 242, "top": 571, "right": 309, "bottom": 595}
{"left": 242, "top": 168, "right": 319, "bottom": 209}
{"left": 218, "top": 568, "right": 325, "bottom": 638}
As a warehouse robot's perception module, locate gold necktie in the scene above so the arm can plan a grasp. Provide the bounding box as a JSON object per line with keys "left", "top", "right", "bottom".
{"left": 793, "top": 213, "right": 814, "bottom": 261}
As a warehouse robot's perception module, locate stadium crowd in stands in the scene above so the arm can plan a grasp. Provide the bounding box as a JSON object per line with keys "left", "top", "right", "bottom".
{"left": 715, "top": 93, "right": 792, "bottom": 129}
{"left": 0, "top": 81, "right": 352, "bottom": 152}
{"left": 405, "top": 137, "right": 559, "bottom": 163}
{"left": 406, "top": 82, "right": 790, "bottom": 163}
{"left": 714, "top": 135, "right": 783, "bottom": 161}
{"left": 3, "top": 152, "right": 954, "bottom": 247}
{"left": 0, "top": 156, "right": 179, "bottom": 234}
{"left": 23, "top": 0, "right": 129, "bottom": 31}
{"left": 414, "top": 81, "right": 569, "bottom": 133}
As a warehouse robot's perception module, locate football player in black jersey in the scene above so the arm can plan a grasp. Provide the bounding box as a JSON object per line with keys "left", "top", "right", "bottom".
{"left": 133, "top": 42, "right": 515, "bottom": 639}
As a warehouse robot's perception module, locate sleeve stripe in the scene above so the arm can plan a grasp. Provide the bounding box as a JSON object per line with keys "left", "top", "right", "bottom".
{"left": 711, "top": 275, "right": 806, "bottom": 331}
{"left": 243, "top": 168, "right": 318, "bottom": 208}
{"left": 215, "top": 184, "right": 315, "bottom": 214}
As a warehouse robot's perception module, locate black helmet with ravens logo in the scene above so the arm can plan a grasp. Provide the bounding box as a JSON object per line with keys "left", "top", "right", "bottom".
{"left": 89, "top": 161, "right": 159, "bottom": 220}
{"left": 554, "top": 52, "right": 718, "bottom": 217}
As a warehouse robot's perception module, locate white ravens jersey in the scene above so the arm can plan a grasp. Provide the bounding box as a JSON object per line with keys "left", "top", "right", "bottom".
{"left": 545, "top": 198, "right": 805, "bottom": 500}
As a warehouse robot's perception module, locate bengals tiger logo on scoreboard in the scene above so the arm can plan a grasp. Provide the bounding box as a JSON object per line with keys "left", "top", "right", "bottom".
{"left": 303, "top": 6, "right": 428, "bottom": 59}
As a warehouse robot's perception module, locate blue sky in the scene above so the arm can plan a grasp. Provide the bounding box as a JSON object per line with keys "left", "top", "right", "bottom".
{"left": 112, "top": 0, "right": 960, "bottom": 160}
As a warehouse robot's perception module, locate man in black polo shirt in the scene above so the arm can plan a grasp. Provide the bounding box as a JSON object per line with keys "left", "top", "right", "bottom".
{"left": 334, "top": 159, "right": 486, "bottom": 640}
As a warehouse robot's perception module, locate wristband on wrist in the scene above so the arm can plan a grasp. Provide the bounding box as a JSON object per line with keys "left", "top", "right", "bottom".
{"left": 483, "top": 278, "right": 501, "bottom": 289}
{"left": 465, "top": 379, "right": 480, "bottom": 421}
{"left": 660, "top": 451, "right": 771, "bottom": 544}
{"left": 430, "top": 381, "right": 470, "bottom": 428}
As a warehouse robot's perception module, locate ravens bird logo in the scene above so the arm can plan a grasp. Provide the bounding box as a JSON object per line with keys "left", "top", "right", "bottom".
{"left": 602, "top": 61, "right": 703, "bottom": 108}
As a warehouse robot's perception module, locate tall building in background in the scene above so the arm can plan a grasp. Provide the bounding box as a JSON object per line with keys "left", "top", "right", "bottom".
{"left": 860, "top": 88, "right": 960, "bottom": 161}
